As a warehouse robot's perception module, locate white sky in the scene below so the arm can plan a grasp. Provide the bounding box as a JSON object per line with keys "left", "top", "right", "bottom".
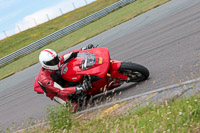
{"left": 0, "top": 0, "right": 96, "bottom": 40}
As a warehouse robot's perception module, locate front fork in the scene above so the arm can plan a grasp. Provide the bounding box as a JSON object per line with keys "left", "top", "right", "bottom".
{"left": 108, "top": 60, "right": 129, "bottom": 81}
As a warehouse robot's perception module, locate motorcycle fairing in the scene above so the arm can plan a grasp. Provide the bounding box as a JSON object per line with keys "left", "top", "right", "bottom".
{"left": 61, "top": 48, "right": 110, "bottom": 82}
{"left": 109, "top": 60, "right": 128, "bottom": 80}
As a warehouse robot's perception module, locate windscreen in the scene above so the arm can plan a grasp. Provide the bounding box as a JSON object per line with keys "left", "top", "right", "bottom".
{"left": 78, "top": 53, "right": 96, "bottom": 70}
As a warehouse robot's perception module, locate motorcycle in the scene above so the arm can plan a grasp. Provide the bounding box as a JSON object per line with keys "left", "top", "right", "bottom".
{"left": 34, "top": 47, "right": 149, "bottom": 109}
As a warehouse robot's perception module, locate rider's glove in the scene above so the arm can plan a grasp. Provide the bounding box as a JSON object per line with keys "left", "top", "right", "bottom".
{"left": 81, "top": 44, "right": 95, "bottom": 50}
{"left": 64, "top": 51, "right": 79, "bottom": 63}
{"left": 71, "top": 51, "right": 79, "bottom": 58}
{"left": 82, "top": 79, "right": 92, "bottom": 91}
{"left": 75, "top": 80, "right": 92, "bottom": 94}
{"left": 76, "top": 86, "right": 84, "bottom": 94}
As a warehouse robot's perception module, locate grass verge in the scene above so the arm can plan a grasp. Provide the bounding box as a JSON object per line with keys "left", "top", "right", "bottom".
{"left": 31, "top": 93, "right": 200, "bottom": 132}
{"left": 0, "top": 0, "right": 170, "bottom": 80}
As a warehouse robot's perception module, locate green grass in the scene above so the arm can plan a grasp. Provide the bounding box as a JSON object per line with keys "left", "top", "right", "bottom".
{"left": 46, "top": 104, "right": 73, "bottom": 132}
{"left": 0, "top": 0, "right": 170, "bottom": 80}
{"left": 42, "top": 94, "right": 200, "bottom": 133}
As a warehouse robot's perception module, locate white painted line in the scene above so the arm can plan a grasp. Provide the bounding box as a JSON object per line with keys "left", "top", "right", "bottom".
{"left": 78, "top": 77, "right": 200, "bottom": 114}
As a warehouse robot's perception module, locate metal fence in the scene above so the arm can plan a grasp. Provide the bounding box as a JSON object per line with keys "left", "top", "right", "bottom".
{"left": 0, "top": 0, "right": 135, "bottom": 67}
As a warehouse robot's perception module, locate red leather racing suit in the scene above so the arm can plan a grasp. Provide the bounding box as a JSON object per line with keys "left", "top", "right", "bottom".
{"left": 37, "top": 49, "right": 81, "bottom": 104}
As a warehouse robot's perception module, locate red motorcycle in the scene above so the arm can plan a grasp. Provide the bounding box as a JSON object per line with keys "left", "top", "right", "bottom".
{"left": 35, "top": 47, "right": 149, "bottom": 107}
{"left": 62, "top": 47, "right": 149, "bottom": 101}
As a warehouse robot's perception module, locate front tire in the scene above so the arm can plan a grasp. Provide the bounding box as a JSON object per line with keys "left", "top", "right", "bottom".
{"left": 119, "top": 62, "right": 149, "bottom": 82}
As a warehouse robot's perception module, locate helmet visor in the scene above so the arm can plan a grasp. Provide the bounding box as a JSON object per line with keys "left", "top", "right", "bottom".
{"left": 43, "top": 56, "right": 59, "bottom": 66}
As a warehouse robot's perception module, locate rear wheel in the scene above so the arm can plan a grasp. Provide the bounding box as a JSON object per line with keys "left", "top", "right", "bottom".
{"left": 119, "top": 62, "right": 149, "bottom": 82}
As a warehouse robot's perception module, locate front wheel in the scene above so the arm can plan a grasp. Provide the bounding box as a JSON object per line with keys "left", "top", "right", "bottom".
{"left": 119, "top": 62, "right": 149, "bottom": 82}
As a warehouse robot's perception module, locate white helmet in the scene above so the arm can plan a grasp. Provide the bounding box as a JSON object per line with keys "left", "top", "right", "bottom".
{"left": 39, "top": 49, "right": 60, "bottom": 70}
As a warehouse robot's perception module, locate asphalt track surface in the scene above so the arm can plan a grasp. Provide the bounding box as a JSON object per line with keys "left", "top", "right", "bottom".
{"left": 1, "top": 0, "right": 200, "bottom": 130}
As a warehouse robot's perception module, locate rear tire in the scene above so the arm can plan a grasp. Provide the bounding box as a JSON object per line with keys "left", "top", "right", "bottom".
{"left": 119, "top": 62, "right": 149, "bottom": 82}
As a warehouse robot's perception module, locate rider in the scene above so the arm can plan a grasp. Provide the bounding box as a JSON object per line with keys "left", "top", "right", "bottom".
{"left": 37, "top": 44, "right": 94, "bottom": 111}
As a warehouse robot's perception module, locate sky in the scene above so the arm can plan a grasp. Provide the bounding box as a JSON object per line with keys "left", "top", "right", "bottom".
{"left": 0, "top": 0, "right": 96, "bottom": 40}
